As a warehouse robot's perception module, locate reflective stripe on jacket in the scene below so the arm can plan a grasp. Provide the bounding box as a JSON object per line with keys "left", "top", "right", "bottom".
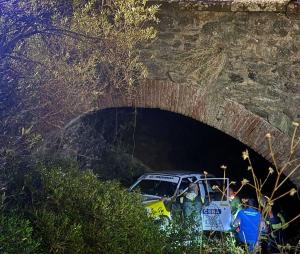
{"left": 266, "top": 212, "right": 288, "bottom": 230}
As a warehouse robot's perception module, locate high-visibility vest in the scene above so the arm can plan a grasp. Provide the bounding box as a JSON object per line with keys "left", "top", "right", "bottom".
{"left": 266, "top": 212, "right": 288, "bottom": 230}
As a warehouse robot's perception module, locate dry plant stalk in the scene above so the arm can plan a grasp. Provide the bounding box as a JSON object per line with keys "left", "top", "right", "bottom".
{"left": 240, "top": 122, "right": 299, "bottom": 253}
{"left": 205, "top": 122, "right": 299, "bottom": 253}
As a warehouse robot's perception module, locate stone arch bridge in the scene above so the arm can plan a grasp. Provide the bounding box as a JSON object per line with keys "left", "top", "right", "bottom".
{"left": 66, "top": 0, "right": 300, "bottom": 184}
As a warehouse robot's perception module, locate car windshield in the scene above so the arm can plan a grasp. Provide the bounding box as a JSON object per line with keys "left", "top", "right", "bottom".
{"left": 133, "top": 179, "right": 178, "bottom": 197}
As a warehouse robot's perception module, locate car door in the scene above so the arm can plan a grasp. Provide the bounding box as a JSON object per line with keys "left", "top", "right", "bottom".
{"left": 200, "top": 178, "right": 232, "bottom": 232}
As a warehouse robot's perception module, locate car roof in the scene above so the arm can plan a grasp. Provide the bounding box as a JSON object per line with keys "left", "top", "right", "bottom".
{"left": 142, "top": 170, "right": 213, "bottom": 178}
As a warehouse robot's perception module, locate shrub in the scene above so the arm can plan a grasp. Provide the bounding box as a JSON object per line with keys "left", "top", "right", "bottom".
{"left": 0, "top": 214, "right": 40, "bottom": 254}
{"left": 163, "top": 213, "right": 244, "bottom": 254}
{"left": 25, "top": 164, "right": 165, "bottom": 254}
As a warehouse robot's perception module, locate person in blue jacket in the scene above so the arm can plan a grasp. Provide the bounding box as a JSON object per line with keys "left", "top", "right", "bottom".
{"left": 233, "top": 198, "right": 264, "bottom": 253}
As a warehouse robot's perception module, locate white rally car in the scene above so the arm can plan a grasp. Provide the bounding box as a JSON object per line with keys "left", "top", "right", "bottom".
{"left": 129, "top": 171, "right": 232, "bottom": 231}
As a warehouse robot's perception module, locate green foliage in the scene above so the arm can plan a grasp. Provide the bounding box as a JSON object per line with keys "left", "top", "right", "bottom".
{"left": 0, "top": 0, "right": 159, "bottom": 139}
{"left": 162, "top": 213, "right": 244, "bottom": 254}
{"left": 0, "top": 1, "right": 160, "bottom": 228}
{"left": 164, "top": 214, "right": 203, "bottom": 253}
{"left": 0, "top": 157, "right": 254, "bottom": 254}
{"left": 20, "top": 163, "right": 165, "bottom": 254}
{"left": 34, "top": 211, "right": 84, "bottom": 254}
{"left": 0, "top": 214, "right": 40, "bottom": 254}
{"left": 201, "top": 233, "right": 244, "bottom": 254}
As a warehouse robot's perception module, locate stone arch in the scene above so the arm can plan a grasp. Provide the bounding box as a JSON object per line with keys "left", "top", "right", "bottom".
{"left": 92, "top": 80, "right": 299, "bottom": 183}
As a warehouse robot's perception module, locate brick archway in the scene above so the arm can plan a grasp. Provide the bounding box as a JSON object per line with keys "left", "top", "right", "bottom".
{"left": 93, "top": 80, "right": 299, "bottom": 184}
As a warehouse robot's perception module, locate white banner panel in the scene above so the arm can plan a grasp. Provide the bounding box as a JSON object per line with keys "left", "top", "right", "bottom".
{"left": 201, "top": 201, "right": 232, "bottom": 231}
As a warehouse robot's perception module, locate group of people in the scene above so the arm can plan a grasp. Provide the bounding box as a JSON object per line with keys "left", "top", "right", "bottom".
{"left": 229, "top": 189, "right": 288, "bottom": 253}
{"left": 179, "top": 183, "right": 288, "bottom": 253}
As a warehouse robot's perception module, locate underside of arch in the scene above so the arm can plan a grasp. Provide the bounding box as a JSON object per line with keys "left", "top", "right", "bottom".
{"left": 93, "top": 80, "right": 299, "bottom": 184}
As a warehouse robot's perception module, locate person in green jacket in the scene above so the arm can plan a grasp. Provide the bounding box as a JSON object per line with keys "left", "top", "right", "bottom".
{"left": 182, "top": 183, "right": 203, "bottom": 231}
{"left": 229, "top": 187, "right": 241, "bottom": 218}
{"left": 260, "top": 195, "right": 288, "bottom": 254}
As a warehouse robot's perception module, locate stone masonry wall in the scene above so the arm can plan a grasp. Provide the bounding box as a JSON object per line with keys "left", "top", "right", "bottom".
{"left": 141, "top": 6, "right": 300, "bottom": 136}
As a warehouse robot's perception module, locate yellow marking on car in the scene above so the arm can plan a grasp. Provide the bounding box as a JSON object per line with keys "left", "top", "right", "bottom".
{"left": 145, "top": 199, "right": 171, "bottom": 218}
